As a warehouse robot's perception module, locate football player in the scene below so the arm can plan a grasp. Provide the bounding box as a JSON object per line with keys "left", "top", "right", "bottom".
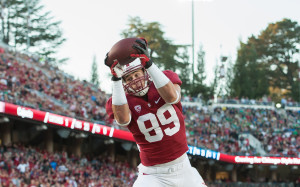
{"left": 105, "top": 38, "right": 206, "bottom": 187}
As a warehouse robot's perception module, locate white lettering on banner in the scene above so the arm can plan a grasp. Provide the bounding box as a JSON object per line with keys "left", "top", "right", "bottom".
{"left": 262, "top": 157, "right": 281, "bottom": 165}
{"left": 254, "top": 157, "right": 262, "bottom": 163}
{"left": 235, "top": 156, "right": 300, "bottom": 165}
{"left": 235, "top": 156, "right": 255, "bottom": 164}
{"left": 289, "top": 158, "right": 297, "bottom": 165}
{"left": 206, "top": 150, "right": 212, "bottom": 158}
{"left": 83, "top": 122, "right": 90, "bottom": 131}
{"left": 92, "top": 123, "right": 101, "bottom": 134}
{"left": 109, "top": 127, "right": 114, "bottom": 137}
{"left": 212, "top": 152, "right": 218, "bottom": 160}
{"left": 50, "top": 116, "right": 64, "bottom": 125}
{"left": 0, "top": 101, "right": 4, "bottom": 113}
{"left": 192, "top": 147, "right": 200, "bottom": 155}
{"left": 187, "top": 146, "right": 299, "bottom": 165}
{"left": 44, "top": 112, "right": 49, "bottom": 123}
{"left": 65, "top": 119, "right": 69, "bottom": 127}
{"left": 282, "top": 158, "right": 300, "bottom": 165}
{"left": 71, "top": 119, "right": 76, "bottom": 129}
{"left": 103, "top": 127, "right": 107, "bottom": 135}
{"left": 188, "top": 146, "right": 220, "bottom": 161}
{"left": 70, "top": 119, "right": 85, "bottom": 130}
{"left": 17, "top": 107, "right": 33, "bottom": 119}
{"left": 75, "top": 121, "right": 82, "bottom": 129}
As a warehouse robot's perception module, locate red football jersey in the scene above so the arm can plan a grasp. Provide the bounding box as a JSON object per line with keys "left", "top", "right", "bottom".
{"left": 106, "top": 70, "right": 188, "bottom": 166}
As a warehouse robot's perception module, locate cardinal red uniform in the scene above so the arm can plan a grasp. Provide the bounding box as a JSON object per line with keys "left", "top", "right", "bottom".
{"left": 106, "top": 70, "right": 188, "bottom": 166}
{"left": 105, "top": 37, "right": 206, "bottom": 186}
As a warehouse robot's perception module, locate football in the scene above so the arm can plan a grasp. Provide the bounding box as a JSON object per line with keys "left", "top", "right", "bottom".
{"left": 105, "top": 37, "right": 142, "bottom": 66}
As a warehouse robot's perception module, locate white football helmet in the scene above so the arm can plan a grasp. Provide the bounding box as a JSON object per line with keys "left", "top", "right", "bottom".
{"left": 122, "top": 58, "right": 151, "bottom": 97}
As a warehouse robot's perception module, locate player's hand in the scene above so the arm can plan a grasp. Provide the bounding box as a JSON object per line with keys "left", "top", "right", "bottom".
{"left": 104, "top": 52, "right": 111, "bottom": 67}
{"left": 105, "top": 52, "right": 125, "bottom": 81}
{"left": 110, "top": 60, "right": 125, "bottom": 81}
{"left": 131, "top": 38, "right": 153, "bottom": 69}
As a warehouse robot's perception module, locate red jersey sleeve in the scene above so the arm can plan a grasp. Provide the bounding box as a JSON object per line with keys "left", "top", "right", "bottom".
{"left": 105, "top": 97, "right": 114, "bottom": 119}
{"left": 163, "top": 70, "right": 182, "bottom": 86}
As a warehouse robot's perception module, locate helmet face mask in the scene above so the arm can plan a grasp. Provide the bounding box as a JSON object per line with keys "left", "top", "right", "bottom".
{"left": 122, "top": 59, "right": 151, "bottom": 97}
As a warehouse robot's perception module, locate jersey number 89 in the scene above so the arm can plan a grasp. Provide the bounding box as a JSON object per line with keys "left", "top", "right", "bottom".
{"left": 137, "top": 104, "right": 180, "bottom": 143}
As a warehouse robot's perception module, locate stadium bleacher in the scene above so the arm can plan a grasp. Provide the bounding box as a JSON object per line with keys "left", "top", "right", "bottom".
{"left": 184, "top": 105, "right": 300, "bottom": 157}
{"left": 0, "top": 46, "right": 108, "bottom": 124}
{"left": 1, "top": 44, "right": 300, "bottom": 186}
{"left": 0, "top": 144, "right": 136, "bottom": 186}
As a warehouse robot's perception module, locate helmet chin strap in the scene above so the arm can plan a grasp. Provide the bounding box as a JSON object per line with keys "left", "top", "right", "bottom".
{"left": 127, "top": 79, "right": 149, "bottom": 97}
{"left": 134, "top": 86, "right": 149, "bottom": 97}
{"left": 124, "top": 71, "right": 151, "bottom": 97}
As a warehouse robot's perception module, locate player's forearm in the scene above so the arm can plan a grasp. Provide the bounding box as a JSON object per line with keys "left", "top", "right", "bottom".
{"left": 112, "top": 79, "right": 131, "bottom": 125}
{"left": 112, "top": 104, "right": 131, "bottom": 124}
{"left": 157, "top": 82, "right": 181, "bottom": 104}
{"left": 147, "top": 63, "right": 181, "bottom": 104}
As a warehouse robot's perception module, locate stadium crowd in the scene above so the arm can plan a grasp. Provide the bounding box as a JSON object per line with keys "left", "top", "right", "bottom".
{"left": 0, "top": 144, "right": 136, "bottom": 187}
{"left": 184, "top": 106, "right": 300, "bottom": 157}
{"left": 0, "top": 47, "right": 107, "bottom": 123}
{"left": 0, "top": 46, "right": 299, "bottom": 158}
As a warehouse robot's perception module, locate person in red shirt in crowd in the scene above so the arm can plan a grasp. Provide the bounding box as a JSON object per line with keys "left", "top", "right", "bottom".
{"left": 105, "top": 38, "right": 206, "bottom": 187}
{"left": 0, "top": 47, "right": 5, "bottom": 54}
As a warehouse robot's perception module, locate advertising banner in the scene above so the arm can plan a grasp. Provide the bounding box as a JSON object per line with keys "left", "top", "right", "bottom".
{"left": 1, "top": 101, "right": 299, "bottom": 165}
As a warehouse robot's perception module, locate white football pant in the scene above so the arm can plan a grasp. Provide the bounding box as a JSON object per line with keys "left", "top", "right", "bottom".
{"left": 133, "top": 154, "right": 207, "bottom": 187}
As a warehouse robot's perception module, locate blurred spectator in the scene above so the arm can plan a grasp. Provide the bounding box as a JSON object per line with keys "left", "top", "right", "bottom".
{"left": 0, "top": 144, "right": 137, "bottom": 186}
{"left": 0, "top": 47, "right": 108, "bottom": 124}
{"left": 184, "top": 106, "right": 299, "bottom": 157}
{"left": 0, "top": 45, "right": 299, "bottom": 158}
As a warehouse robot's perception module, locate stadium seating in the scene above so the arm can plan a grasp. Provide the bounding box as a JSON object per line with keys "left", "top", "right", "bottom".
{"left": 1, "top": 45, "right": 300, "bottom": 185}
{"left": 0, "top": 144, "right": 136, "bottom": 186}
{"left": 183, "top": 105, "right": 300, "bottom": 157}
{"left": 0, "top": 45, "right": 299, "bottom": 158}
{"left": 0, "top": 47, "right": 108, "bottom": 125}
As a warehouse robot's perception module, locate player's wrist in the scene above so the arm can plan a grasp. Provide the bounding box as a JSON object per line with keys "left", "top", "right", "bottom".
{"left": 112, "top": 79, "right": 127, "bottom": 105}
{"left": 111, "top": 76, "right": 122, "bottom": 81}
{"left": 146, "top": 63, "right": 169, "bottom": 88}
{"left": 144, "top": 59, "right": 153, "bottom": 69}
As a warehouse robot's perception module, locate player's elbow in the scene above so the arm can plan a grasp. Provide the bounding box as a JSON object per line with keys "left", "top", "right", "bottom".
{"left": 115, "top": 113, "right": 131, "bottom": 126}
{"left": 112, "top": 105, "right": 131, "bottom": 125}
{"left": 166, "top": 90, "right": 181, "bottom": 104}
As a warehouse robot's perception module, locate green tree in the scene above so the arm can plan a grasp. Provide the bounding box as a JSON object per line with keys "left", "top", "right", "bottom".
{"left": 121, "top": 17, "right": 215, "bottom": 99}
{"left": 224, "top": 57, "right": 234, "bottom": 97}
{"left": 210, "top": 64, "right": 220, "bottom": 101}
{"left": 90, "top": 55, "right": 100, "bottom": 87}
{"left": 190, "top": 44, "right": 210, "bottom": 101}
{"left": 231, "top": 19, "right": 300, "bottom": 101}
{"left": 176, "top": 47, "right": 191, "bottom": 94}
{"left": 260, "top": 19, "right": 300, "bottom": 101}
{"left": 121, "top": 16, "right": 180, "bottom": 71}
{"left": 194, "top": 44, "right": 206, "bottom": 85}
{"left": 231, "top": 43, "right": 269, "bottom": 99}
{"left": 0, "top": 0, "right": 66, "bottom": 63}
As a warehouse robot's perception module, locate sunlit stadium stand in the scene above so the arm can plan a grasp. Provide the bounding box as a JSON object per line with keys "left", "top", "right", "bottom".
{"left": 1, "top": 43, "right": 300, "bottom": 186}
